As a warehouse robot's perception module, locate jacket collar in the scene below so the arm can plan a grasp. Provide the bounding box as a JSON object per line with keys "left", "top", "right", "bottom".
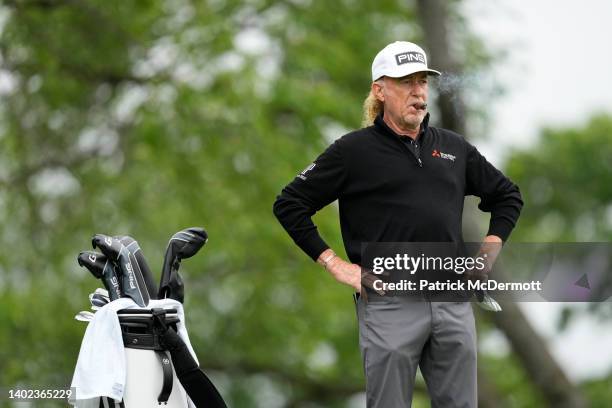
{"left": 373, "top": 112, "right": 430, "bottom": 142}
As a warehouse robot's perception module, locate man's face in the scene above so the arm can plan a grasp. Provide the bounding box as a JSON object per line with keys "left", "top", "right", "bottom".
{"left": 373, "top": 72, "right": 429, "bottom": 131}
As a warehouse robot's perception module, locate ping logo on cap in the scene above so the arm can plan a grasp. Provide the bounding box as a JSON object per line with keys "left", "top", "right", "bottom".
{"left": 395, "top": 52, "right": 425, "bottom": 65}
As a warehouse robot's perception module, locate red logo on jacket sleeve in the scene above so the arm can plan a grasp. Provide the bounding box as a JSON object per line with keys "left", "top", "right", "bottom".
{"left": 432, "top": 149, "right": 440, "bottom": 157}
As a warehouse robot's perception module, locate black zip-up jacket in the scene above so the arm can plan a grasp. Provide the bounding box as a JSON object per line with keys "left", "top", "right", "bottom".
{"left": 273, "top": 113, "right": 523, "bottom": 264}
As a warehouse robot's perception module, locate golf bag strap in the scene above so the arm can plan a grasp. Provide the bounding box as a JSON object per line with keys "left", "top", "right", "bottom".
{"left": 122, "top": 331, "right": 166, "bottom": 350}
{"left": 150, "top": 308, "right": 174, "bottom": 404}
{"left": 155, "top": 350, "right": 173, "bottom": 404}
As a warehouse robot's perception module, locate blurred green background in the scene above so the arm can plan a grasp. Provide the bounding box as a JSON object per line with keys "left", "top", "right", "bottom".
{"left": 0, "top": 0, "right": 610, "bottom": 407}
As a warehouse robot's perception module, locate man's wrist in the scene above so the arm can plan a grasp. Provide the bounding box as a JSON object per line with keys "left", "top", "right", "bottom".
{"left": 322, "top": 252, "right": 337, "bottom": 268}
{"left": 317, "top": 249, "right": 337, "bottom": 269}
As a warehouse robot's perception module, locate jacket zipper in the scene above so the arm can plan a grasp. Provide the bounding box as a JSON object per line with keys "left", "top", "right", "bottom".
{"left": 398, "top": 137, "right": 423, "bottom": 168}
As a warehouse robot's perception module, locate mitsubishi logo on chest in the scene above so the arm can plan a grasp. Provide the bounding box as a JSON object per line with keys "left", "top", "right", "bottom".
{"left": 432, "top": 149, "right": 456, "bottom": 162}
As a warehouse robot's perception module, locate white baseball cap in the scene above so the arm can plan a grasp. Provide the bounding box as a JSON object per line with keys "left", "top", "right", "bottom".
{"left": 371, "top": 41, "right": 441, "bottom": 81}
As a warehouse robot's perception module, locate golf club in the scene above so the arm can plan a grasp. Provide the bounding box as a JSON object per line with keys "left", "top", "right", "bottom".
{"left": 158, "top": 227, "right": 208, "bottom": 303}
{"left": 89, "top": 292, "right": 110, "bottom": 309}
{"left": 77, "top": 251, "right": 122, "bottom": 301}
{"left": 476, "top": 290, "right": 502, "bottom": 312}
{"left": 74, "top": 311, "right": 95, "bottom": 322}
{"left": 92, "top": 234, "right": 151, "bottom": 307}
{"left": 117, "top": 235, "right": 158, "bottom": 300}
{"left": 93, "top": 287, "right": 110, "bottom": 298}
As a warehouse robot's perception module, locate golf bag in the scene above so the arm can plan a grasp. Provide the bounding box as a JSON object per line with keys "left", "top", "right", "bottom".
{"left": 72, "top": 228, "right": 225, "bottom": 408}
{"left": 116, "top": 308, "right": 189, "bottom": 407}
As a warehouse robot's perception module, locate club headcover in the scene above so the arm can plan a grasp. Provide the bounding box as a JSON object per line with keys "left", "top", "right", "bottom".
{"left": 158, "top": 227, "right": 208, "bottom": 303}
{"left": 77, "top": 251, "right": 122, "bottom": 301}
{"left": 174, "top": 227, "right": 208, "bottom": 260}
{"left": 92, "top": 234, "right": 151, "bottom": 307}
{"left": 116, "top": 236, "right": 158, "bottom": 300}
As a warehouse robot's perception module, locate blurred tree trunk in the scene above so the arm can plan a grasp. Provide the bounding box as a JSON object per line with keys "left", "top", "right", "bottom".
{"left": 477, "top": 365, "right": 509, "bottom": 408}
{"left": 415, "top": 1, "right": 586, "bottom": 407}
{"left": 415, "top": 0, "right": 466, "bottom": 135}
{"left": 492, "top": 297, "right": 586, "bottom": 408}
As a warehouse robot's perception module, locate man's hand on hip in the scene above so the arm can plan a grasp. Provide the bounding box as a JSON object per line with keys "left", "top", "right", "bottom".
{"left": 317, "top": 249, "right": 361, "bottom": 292}
{"left": 317, "top": 249, "right": 387, "bottom": 296}
{"left": 327, "top": 257, "right": 362, "bottom": 292}
{"left": 465, "top": 235, "right": 503, "bottom": 283}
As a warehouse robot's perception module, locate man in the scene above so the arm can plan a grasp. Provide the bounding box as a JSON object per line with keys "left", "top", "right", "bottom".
{"left": 273, "top": 41, "right": 522, "bottom": 408}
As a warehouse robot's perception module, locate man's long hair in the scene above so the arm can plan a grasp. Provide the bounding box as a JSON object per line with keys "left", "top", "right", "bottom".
{"left": 361, "top": 85, "right": 384, "bottom": 127}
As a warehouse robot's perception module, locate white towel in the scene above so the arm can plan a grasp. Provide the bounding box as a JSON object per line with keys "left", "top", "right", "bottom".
{"left": 70, "top": 298, "right": 197, "bottom": 407}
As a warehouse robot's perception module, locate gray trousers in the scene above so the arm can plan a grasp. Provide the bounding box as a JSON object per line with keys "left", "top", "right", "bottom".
{"left": 356, "top": 295, "right": 477, "bottom": 408}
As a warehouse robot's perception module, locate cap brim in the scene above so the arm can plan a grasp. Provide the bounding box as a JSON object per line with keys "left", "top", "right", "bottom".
{"left": 372, "top": 67, "right": 442, "bottom": 82}
{"left": 384, "top": 68, "right": 441, "bottom": 78}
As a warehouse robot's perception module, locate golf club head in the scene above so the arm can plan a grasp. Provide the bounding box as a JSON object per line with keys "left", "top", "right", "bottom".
{"left": 92, "top": 234, "right": 151, "bottom": 307}
{"left": 93, "top": 287, "right": 109, "bottom": 298}
{"left": 89, "top": 292, "right": 110, "bottom": 309}
{"left": 158, "top": 227, "right": 208, "bottom": 302}
{"left": 117, "top": 235, "right": 158, "bottom": 300}
{"left": 476, "top": 290, "right": 503, "bottom": 312}
{"left": 77, "top": 251, "right": 122, "bottom": 301}
{"left": 75, "top": 311, "right": 95, "bottom": 322}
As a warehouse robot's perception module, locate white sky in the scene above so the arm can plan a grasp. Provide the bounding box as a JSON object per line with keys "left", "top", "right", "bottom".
{"left": 464, "top": 0, "right": 612, "bottom": 381}
{"left": 464, "top": 0, "right": 612, "bottom": 164}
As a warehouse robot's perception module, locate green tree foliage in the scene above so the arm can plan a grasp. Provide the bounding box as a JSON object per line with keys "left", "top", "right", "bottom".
{"left": 4, "top": 0, "right": 607, "bottom": 406}
{"left": 0, "top": 1, "right": 435, "bottom": 406}
{"left": 505, "top": 114, "right": 612, "bottom": 403}
{"left": 506, "top": 114, "right": 612, "bottom": 324}
{"left": 506, "top": 114, "right": 612, "bottom": 242}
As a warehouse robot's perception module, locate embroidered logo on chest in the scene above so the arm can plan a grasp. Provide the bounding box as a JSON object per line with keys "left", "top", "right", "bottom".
{"left": 432, "top": 149, "right": 456, "bottom": 162}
